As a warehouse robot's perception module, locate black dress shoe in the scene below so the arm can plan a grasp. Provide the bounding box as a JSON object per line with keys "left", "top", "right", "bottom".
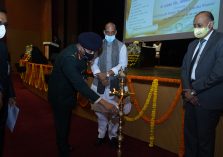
{"left": 95, "top": 138, "right": 105, "bottom": 146}
{"left": 68, "top": 145, "right": 73, "bottom": 152}
{"left": 109, "top": 137, "right": 118, "bottom": 148}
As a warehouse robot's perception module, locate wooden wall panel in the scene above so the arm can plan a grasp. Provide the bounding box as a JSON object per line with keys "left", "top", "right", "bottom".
{"left": 5, "top": 0, "right": 52, "bottom": 69}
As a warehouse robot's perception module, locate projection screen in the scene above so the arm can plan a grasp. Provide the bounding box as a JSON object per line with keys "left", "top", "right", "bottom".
{"left": 123, "top": 0, "right": 223, "bottom": 42}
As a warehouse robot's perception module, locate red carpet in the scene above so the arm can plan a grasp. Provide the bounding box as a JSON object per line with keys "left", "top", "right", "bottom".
{"left": 3, "top": 74, "right": 178, "bottom": 157}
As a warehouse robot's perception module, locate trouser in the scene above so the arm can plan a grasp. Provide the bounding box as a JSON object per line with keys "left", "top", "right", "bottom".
{"left": 96, "top": 111, "right": 119, "bottom": 139}
{"left": 95, "top": 101, "right": 131, "bottom": 139}
{"left": 92, "top": 85, "right": 132, "bottom": 139}
{"left": 51, "top": 104, "right": 73, "bottom": 157}
{"left": 184, "top": 103, "right": 222, "bottom": 157}
{"left": 0, "top": 103, "right": 8, "bottom": 157}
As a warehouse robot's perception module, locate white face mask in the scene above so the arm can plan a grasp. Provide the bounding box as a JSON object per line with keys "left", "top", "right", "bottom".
{"left": 105, "top": 35, "right": 115, "bottom": 43}
{"left": 0, "top": 25, "right": 6, "bottom": 39}
{"left": 194, "top": 23, "right": 210, "bottom": 38}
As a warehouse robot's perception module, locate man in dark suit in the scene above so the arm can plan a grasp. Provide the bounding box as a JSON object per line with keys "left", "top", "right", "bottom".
{"left": 0, "top": 9, "right": 16, "bottom": 156}
{"left": 181, "top": 11, "right": 223, "bottom": 157}
{"left": 48, "top": 32, "right": 117, "bottom": 157}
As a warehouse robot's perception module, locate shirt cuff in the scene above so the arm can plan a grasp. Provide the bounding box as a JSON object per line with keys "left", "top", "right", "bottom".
{"left": 111, "top": 68, "right": 118, "bottom": 76}
{"left": 93, "top": 69, "right": 101, "bottom": 76}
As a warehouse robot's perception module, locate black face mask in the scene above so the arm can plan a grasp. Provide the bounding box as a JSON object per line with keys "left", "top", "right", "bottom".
{"left": 83, "top": 51, "right": 95, "bottom": 61}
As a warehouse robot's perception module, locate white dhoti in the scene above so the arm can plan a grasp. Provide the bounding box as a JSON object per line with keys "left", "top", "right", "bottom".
{"left": 91, "top": 85, "right": 132, "bottom": 139}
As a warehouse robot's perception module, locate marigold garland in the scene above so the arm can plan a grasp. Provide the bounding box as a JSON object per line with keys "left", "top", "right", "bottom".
{"left": 125, "top": 75, "right": 183, "bottom": 153}
{"left": 126, "top": 75, "right": 182, "bottom": 125}
{"left": 34, "top": 65, "right": 41, "bottom": 89}
{"left": 149, "top": 79, "right": 158, "bottom": 147}
{"left": 124, "top": 79, "right": 159, "bottom": 147}
{"left": 124, "top": 81, "right": 154, "bottom": 121}
{"left": 19, "top": 60, "right": 52, "bottom": 92}
{"left": 22, "top": 53, "right": 31, "bottom": 61}
{"left": 19, "top": 60, "right": 25, "bottom": 79}
{"left": 28, "top": 63, "right": 35, "bottom": 85}
{"left": 24, "top": 62, "right": 31, "bottom": 83}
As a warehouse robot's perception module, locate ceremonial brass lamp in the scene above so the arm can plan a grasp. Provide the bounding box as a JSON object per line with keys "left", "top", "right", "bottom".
{"left": 110, "top": 68, "right": 133, "bottom": 157}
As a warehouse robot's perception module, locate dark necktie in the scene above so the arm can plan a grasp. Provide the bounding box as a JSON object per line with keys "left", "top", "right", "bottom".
{"left": 189, "top": 39, "right": 206, "bottom": 78}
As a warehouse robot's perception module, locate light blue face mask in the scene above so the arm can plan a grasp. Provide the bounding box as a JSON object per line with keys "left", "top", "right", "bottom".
{"left": 105, "top": 35, "right": 115, "bottom": 43}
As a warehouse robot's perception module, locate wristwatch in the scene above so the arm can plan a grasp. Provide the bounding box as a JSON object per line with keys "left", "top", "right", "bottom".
{"left": 190, "top": 90, "right": 196, "bottom": 96}
{"left": 106, "top": 72, "right": 110, "bottom": 78}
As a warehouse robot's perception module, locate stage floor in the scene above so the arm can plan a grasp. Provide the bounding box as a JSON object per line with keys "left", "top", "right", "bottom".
{"left": 128, "top": 66, "right": 181, "bottom": 79}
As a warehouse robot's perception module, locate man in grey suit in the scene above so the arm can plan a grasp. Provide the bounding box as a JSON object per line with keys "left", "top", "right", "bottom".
{"left": 181, "top": 11, "right": 223, "bottom": 157}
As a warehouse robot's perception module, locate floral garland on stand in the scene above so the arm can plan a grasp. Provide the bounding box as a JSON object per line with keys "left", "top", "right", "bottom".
{"left": 127, "top": 41, "right": 141, "bottom": 68}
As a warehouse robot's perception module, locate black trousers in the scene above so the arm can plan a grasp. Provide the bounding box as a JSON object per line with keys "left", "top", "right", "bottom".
{"left": 51, "top": 104, "right": 73, "bottom": 157}
{"left": 0, "top": 103, "right": 8, "bottom": 157}
{"left": 184, "top": 103, "right": 222, "bottom": 157}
